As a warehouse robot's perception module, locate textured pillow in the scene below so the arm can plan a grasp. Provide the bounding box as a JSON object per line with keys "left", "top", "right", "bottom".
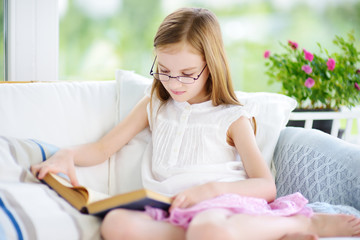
{"left": 274, "top": 127, "right": 360, "bottom": 210}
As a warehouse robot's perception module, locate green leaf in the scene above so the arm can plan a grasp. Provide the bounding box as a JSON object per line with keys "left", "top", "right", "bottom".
{"left": 264, "top": 31, "right": 360, "bottom": 109}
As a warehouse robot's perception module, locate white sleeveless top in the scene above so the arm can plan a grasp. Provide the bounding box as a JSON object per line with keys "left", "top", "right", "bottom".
{"left": 142, "top": 90, "right": 253, "bottom": 196}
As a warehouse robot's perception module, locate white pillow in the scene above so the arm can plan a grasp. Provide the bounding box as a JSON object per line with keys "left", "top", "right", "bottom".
{"left": 236, "top": 92, "right": 297, "bottom": 167}
{"left": 115, "top": 69, "right": 153, "bottom": 122}
{"left": 110, "top": 70, "right": 152, "bottom": 194}
{"left": 113, "top": 70, "right": 296, "bottom": 194}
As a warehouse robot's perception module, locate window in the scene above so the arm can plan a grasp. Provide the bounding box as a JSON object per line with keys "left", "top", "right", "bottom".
{"left": 59, "top": 0, "right": 360, "bottom": 93}
{"left": 0, "top": 0, "right": 4, "bottom": 81}
{"left": 59, "top": 0, "right": 162, "bottom": 81}
{"left": 4, "top": 0, "right": 58, "bottom": 82}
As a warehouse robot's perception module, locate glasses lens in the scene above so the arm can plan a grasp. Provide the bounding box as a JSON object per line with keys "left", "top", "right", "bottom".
{"left": 178, "top": 77, "right": 195, "bottom": 84}
{"left": 153, "top": 73, "right": 169, "bottom": 81}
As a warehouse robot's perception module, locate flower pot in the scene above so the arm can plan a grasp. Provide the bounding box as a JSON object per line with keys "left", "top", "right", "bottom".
{"left": 287, "top": 108, "right": 344, "bottom": 138}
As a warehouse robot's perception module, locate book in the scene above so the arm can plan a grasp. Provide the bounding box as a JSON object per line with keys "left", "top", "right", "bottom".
{"left": 40, "top": 172, "right": 171, "bottom": 217}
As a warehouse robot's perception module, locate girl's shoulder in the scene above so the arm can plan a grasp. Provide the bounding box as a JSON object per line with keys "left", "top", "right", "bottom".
{"left": 219, "top": 103, "right": 253, "bottom": 121}
{"left": 187, "top": 102, "right": 253, "bottom": 127}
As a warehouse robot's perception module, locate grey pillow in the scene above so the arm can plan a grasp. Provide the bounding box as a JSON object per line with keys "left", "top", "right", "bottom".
{"left": 273, "top": 127, "right": 360, "bottom": 211}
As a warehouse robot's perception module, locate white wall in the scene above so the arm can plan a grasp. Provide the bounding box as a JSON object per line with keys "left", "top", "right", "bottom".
{"left": 7, "top": 0, "right": 58, "bottom": 81}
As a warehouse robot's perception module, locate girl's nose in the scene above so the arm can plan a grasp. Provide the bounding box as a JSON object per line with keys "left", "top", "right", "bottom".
{"left": 168, "top": 77, "right": 183, "bottom": 89}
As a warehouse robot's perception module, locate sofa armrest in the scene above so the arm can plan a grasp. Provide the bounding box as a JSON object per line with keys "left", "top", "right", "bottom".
{"left": 273, "top": 127, "right": 360, "bottom": 211}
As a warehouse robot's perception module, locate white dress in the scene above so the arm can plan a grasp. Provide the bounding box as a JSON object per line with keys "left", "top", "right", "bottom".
{"left": 142, "top": 91, "right": 253, "bottom": 197}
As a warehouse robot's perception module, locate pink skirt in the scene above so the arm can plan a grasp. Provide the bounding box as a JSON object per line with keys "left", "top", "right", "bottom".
{"left": 145, "top": 192, "right": 313, "bottom": 229}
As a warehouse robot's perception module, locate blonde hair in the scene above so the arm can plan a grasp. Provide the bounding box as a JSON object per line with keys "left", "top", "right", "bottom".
{"left": 150, "top": 7, "right": 240, "bottom": 107}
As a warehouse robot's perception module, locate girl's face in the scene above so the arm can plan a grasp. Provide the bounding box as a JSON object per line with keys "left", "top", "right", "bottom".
{"left": 156, "top": 43, "right": 209, "bottom": 104}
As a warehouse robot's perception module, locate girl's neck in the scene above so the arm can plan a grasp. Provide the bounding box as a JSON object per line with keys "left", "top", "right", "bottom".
{"left": 187, "top": 94, "right": 211, "bottom": 105}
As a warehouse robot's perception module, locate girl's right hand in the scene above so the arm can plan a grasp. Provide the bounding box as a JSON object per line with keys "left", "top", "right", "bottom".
{"left": 30, "top": 148, "right": 79, "bottom": 186}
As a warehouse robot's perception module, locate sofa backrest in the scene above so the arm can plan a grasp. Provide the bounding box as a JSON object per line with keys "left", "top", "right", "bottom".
{"left": 0, "top": 81, "right": 119, "bottom": 194}
{"left": 0, "top": 81, "right": 117, "bottom": 147}
{"left": 0, "top": 70, "right": 296, "bottom": 195}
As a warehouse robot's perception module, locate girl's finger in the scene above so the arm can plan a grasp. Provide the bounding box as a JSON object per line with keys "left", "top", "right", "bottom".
{"left": 170, "top": 195, "right": 186, "bottom": 211}
{"left": 37, "top": 165, "right": 59, "bottom": 179}
{"left": 68, "top": 168, "right": 79, "bottom": 186}
{"left": 30, "top": 165, "right": 39, "bottom": 177}
{"left": 37, "top": 166, "right": 48, "bottom": 179}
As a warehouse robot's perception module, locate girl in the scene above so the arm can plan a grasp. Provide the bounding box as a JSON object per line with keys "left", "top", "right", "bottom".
{"left": 31, "top": 7, "right": 360, "bottom": 240}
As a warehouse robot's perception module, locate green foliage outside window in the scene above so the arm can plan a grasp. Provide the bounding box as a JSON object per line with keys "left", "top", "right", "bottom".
{"left": 57, "top": 1, "right": 360, "bottom": 94}
{"left": 59, "top": 0, "right": 162, "bottom": 81}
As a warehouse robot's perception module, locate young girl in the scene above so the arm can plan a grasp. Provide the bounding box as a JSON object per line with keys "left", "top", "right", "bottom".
{"left": 31, "top": 7, "right": 360, "bottom": 240}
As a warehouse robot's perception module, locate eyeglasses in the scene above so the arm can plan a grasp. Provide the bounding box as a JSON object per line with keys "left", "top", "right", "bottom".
{"left": 149, "top": 56, "right": 207, "bottom": 84}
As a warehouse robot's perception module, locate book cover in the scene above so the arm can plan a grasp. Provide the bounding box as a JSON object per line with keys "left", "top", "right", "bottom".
{"left": 41, "top": 173, "right": 171, "bottom": 217}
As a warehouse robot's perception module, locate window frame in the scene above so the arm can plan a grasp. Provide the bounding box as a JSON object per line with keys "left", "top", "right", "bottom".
{"left": 5, "top": 0, "right": 58, "bottom": 81}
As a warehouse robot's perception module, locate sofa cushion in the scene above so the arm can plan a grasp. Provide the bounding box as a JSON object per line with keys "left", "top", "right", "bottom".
{"left": 0, "top": 182, "right": 100, "bottom": 240}
{"left": 0, "top": 136, "right": 55, "bottom": 183}
{"left": 0, "top": 82, "right": 115, "bottom": 195}
{"left": 0, "top": 136, "right": 101, "bottom": 240}
{"left": 0, "top": 135, "right": 109, "bottom": 192}
{"left": 308, "top": 202, "right": 360, "bottom": 218}
{"left": 0, "top": 81, "right": 117, "bottom": 147}
{"left": 274, "top": 127, "right": 360, "bottom": 211}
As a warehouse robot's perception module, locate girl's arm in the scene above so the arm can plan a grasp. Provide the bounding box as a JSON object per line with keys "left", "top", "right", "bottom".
{"left": 215, "top": 115, "right": 277, "bottom": 202}
{"left": 170, "top": 116, "right": 276, "bottom": 210}
{"left": 75, "top": 95, "right": 150, "bottom": 166}
{"left": 31, "top": 96, "right": 150, "bottom": 185}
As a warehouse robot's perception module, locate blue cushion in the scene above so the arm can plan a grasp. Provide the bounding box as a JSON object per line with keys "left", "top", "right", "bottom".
{"left": 273, "top": 127, "right": 360, "bottom": 211}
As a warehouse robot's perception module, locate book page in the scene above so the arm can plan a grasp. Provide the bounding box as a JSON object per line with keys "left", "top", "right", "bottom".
{"left": 50, "top": 173, "right": 110, "bottom": 204}
{"left": 45, "top": 173, "right": 171, "bottom": 215}
{"left": 87, "top": 189, "right": 110, "bottom": 204}
{"left": 51, "top": 173, "right": 75, "bottom": 188}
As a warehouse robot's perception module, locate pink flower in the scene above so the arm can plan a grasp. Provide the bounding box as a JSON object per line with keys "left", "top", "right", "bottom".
{"left": 264, "top": 50, "right": 270, "bottom": 59}
{"left": 356, "top": 69, "right": 360, "bottom": 74}
{"left": 288, "top": 40, "right": 298, "bottom": 50}
{"left": 303, "top": 49, "right": 314, "bottom": 62}
{"left": 304, "top": 78, "right": 315, "bottom": 88}
{"left": 327, "top": 58, "right": 336, "bottom": 71}
{"left": 301, "top": 65, "right": 312, "bottom": 74}
{"left": 355, "top": 82, "right": 360, "bottom": 91}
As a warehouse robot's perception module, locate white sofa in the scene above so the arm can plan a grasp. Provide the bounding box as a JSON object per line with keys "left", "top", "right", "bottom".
{"left": 0, "top": 70, "right": 359, "bottom": 240}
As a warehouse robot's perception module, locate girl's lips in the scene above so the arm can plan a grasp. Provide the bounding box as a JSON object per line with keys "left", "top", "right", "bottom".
{"left": 171, "top": 90, "right": 186, "bottom": 95}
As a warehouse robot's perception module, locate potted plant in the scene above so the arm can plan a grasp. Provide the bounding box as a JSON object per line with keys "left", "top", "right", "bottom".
{"left": 264, "top": 32, "right": 360, "bottom": 133}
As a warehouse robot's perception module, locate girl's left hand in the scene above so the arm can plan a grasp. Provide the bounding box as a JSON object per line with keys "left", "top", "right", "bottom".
{"left": 169, "top": 182, "right": 218, "bottom": 212}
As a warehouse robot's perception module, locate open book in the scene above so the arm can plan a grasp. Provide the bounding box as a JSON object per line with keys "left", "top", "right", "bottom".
{"left": 41, "top": 173, "right": 171, "bottom": 217}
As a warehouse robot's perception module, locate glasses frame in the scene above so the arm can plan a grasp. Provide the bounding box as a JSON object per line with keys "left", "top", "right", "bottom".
{"left": 149, "top": 56, "right": 207, "bottom": 84}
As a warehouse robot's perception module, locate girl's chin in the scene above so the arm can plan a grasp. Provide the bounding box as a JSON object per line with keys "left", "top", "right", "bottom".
{"left": 171, "top": 96, "right": 186, "bottom": 102}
